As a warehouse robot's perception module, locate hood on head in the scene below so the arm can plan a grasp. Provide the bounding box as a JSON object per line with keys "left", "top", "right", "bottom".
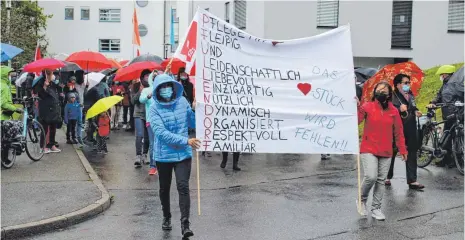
{"left": 1, "top": 66, "right": 13, "bottom": 82}
{"left": 68, "top": 93, "right": 76, "bottom": 100}
{"left": 152, "top": 74, "right": 183, "bottom": 105}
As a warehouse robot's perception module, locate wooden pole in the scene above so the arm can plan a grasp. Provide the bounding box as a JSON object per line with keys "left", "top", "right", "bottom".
{"left": 164, "top": 57, "right": 175, "bottom": 74}
{"left": 196, "top": 150, "right": 201, "bottom": 215}
{"left": 357, "top": 154, "right": 362, "bottom": 215}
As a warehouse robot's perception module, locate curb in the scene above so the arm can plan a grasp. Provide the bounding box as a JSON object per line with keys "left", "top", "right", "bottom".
{"left": 2, "top": 142, "right": 111, "bottom": 239}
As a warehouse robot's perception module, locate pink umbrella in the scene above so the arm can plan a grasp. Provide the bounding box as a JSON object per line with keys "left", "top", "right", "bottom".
{"left": 23, "top": 58, "right": 65, "bottom": 73}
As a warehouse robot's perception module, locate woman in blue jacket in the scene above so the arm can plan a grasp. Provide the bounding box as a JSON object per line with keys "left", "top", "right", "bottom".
{"left": 149, "top": 74, "right": 200, "bottom": 238}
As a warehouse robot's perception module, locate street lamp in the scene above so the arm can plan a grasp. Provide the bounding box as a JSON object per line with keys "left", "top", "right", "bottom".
{"left": 163, "top": 43, "right": 171, "bottom": 59}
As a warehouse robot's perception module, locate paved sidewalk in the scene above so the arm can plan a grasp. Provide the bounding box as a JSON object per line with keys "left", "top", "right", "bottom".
{"left": 1, "top": 130, "right": 110, "bottom": 239}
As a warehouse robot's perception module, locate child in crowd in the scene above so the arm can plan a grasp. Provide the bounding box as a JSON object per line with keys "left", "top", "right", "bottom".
{"left": 64, "top": 93, "right": 81, "bottom": 144}
{"left": 95, "top": 112, "right": 110, "bottom": 154}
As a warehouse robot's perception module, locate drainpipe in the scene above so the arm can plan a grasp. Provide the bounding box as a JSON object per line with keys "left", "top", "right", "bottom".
{"left": 163, "top": 0, "right": 167, "bottom": 59}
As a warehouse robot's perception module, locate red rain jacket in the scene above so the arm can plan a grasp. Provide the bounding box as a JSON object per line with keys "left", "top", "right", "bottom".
{"left": 358, "top": 101, "right": 407, "bottom": 157}
{"left": 98, "top": 114, "right": 111, "bottom": 137}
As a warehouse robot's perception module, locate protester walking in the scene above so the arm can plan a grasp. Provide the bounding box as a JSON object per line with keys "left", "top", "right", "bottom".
{"left": 356, "top": 81, "right": 407, "bottom": 220}
{"left": 149, "top": 74, "right": 199, "bottom": 238}
{"left": 385, "top": 74, "right": 424, "bottom": 190}
{"left": 64, "top": 93, "right": 81, "bottom": 144}
{"left": 177, "top": 67, "right": 194, "bottom": 107}
{"left": 221, "top": 152, "right": 241, "bottom": 170}
{"left": 35, "top": 69, "right": 62, "bottom": 154}
{"left": 139, "top": 71, "right": 158, "bottom": 175}
{"left": 95, "top": 112, "right": 110, "bottom": 154}
{"left": 131, "top": 71, "right": 151, "bottom": 167}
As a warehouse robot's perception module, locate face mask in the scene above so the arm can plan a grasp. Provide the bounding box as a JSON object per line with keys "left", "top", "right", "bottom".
{"left": 374, "top": 92, "right": 388, "bottom": 103}
{"left": 159, "top": 87, "right": 173, "bottom": 100}
{"left": 53, "top": 79, "right": 59, "bottom": 84}
{"left": 439, "top": 76, "right": 444, "bottom": 81}
{"left": 180, "top": 76, "right": 188, "bottom": 81}
{"left": 402, "top": 85, "right": 410, "bottom": 93}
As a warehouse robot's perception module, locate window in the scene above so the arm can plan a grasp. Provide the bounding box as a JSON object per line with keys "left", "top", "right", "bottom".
{"left": 81, "top": 7, "right": 90, "bottom": 20}
{"left": 99, "top": 9, "right": 121, "bottom": 22}
{"left": 225, "top": 2, "right": 230, "bottom": 23}
{"left": 316, "top": 0, "right": 339, "bottom": 28}
{"left": 234, "top": 0, "right": 246, "bottom": 29}
{"left": 391, "top": 0, "right": 413, "bottom": 48}
{"left": 136, "top": 0, "right": 148, "bottom": 8}
{"left": 138, "top": 24, "right": 148, "bottom": 37}
{"left": 99, "top": 39, "right": 120, "bottom": 52}
{"left": 65, "top": 7, "right": 74, "bottom": 20}
{"left": 448, "top": 0, "right": 464, "bottom": 32}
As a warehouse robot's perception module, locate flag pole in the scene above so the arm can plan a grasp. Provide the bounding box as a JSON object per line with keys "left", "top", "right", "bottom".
{"left": 196, "top": 150, "right": 201, "bottom": 215}
{"left": 357, "top": 154, "right": 362, "bottom": 215}
{"left": 132, "top": 0, "right": 135, "bottom": 59}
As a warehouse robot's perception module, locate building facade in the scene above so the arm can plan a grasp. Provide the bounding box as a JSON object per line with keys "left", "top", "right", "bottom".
{"left": 41, "top": 0, "right": 464, "bottom": 69}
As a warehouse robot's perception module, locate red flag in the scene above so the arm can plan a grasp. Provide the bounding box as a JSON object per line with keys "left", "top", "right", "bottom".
{"left": 137, "top": 49, "right": 140, "bottom": 56}
{"left": 132, "top": 8, "right": 141, "bottom": 46}
{"left": 179, "top": 20, "right": 197, "bottom": 62}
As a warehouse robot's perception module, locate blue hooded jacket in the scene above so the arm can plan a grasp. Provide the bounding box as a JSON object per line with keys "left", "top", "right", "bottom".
{"left": 149, "top": 74, "right": 195, "bottom": 163}
{"left": 139, "top": 72, "right": 156, "bottom": 120}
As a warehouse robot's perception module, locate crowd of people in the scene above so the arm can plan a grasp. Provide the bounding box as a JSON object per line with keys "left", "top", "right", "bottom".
{"left": 1, "top": 62, "right": 463, "bottom": 237}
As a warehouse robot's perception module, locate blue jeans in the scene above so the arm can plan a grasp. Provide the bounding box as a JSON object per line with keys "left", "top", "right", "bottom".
{"left": 134, "top": 118, "right": 149, "bottom": 156}
{"left": 147, "top": 125, "right": 156, "bottom": 168}
{"left": 75, "top": 107, "right": 83, "bottom": 140}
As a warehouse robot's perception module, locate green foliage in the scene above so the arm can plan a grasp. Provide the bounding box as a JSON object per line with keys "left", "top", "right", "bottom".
{"left": 1, "top": 0, "right": 52, "bottom": 69}
{"left": 358, "top": 62, "right": 464, "bottom": 140}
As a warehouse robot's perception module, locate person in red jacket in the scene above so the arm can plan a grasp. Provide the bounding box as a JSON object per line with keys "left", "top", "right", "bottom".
{"left": 356, "top": 81, "right": 407, "bottom": 221}
{"left": 95, "top": 112, "right": 110, "bottom": 154}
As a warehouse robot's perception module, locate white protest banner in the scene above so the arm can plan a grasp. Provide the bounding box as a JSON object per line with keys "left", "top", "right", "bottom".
{"left": 195, "top": 8, "right": 359, "bottom": 154}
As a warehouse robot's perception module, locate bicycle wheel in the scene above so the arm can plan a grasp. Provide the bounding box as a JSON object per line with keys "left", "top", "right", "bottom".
{"left": 417, "top": 126, "right": 435, "bottom": 168}
{"left": 25, "top": 119, "right": 45, "bottom": 161}
{"left": 1, "top": 147, "right": 16, "bottom": 169}
{"left": 452, "top": 129, "right": 464, "bottom": 175}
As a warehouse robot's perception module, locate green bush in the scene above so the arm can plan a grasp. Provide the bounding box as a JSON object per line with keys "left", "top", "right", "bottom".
{"left": 358, "top": 62, "right": 464, "bottom": 140}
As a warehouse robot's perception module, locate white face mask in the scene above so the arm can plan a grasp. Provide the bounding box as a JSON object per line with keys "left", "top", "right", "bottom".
{"left": 439, "top": 75, "right": 444, "bottom": 81}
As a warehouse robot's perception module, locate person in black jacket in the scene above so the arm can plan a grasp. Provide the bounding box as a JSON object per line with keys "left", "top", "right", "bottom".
{"left": 34, "top": 69, "right": 62, "bottom": 154}
{"left": 84, "top": 83, "right": 101, "bottom": 145}
{"left": 177, "top": 67, "right": 194, "bottom": 107}
{"left": 386, "top": 74, "right": 424, "bottom": 190}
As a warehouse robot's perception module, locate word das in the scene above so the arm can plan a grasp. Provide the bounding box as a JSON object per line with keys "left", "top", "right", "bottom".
{"left": 204, "top": 57, "right": 300, "bottom": 80}
{"left": 214, "top": 83, "right": 273, "bottom": 97}
{"left": 294, "top": 127, "right": 348, "bottom": 151}
{"left": 311, "top": 66, "right": 338, "bottom": 80}
{"left": 304, "top": 113, "right": 336, "bottom": 129}
{"left": 311, "top": 88, "right": 345, "bottom": 110}
{"left": 213, "top": 130, "right": 287, "bottom": 141}
{"left": 214, "top": 106, "right": 271, "bottom": 118}
{"left": 213, "top": 118, "right": 283, "bottom": 130}
{"left": 212, "top": 94, "right": 254, "bottom": 106}
{"left": 212, "top": 141, "right": 256, "bottom": 153}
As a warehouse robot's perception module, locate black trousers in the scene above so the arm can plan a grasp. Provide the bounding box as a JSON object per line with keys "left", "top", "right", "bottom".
{"left": 40, "top": 121, "right": 56, "bottom": 148}
{"left": 96, "top": 135, "right": 108, "bottom": 151}
{"left": 222, "top": 152, "right": 240, "bottom": 162}
{"left": 442, "top": 120, "right": 454, "bottom": 166}
{"left": 156, "top": 158, "right": 192, "bottom": 221}
{"left": 66, "top": 120, "right": 77, "bottom": 139}
{"left": 387, "top": 148, "right": 418, "bottom": 183}
{"left": 86, "top": 119, "right": 96, "bottom": 142}
{"left": 129, "top": 104, "right": 135, "bottom": 129}
{"left": 122, "top": 106, "right": 129, "bottom": 124}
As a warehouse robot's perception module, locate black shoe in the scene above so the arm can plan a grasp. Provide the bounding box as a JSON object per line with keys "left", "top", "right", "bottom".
{"left": 233, "top": 159, "right": 241, "bottom": 171}
{"left": 408, "top": 183, "right": 425, "bottom": 190}
{"left": 181, "top": 220, "right": 194, "bottom": 238}
{"left": 220, "top": 159, "right": 227, "bottom": 168}
{"left": 162, "top": 217, "right": 172, "bottom": 230}
{"left": 66, "top": 139, "right": 73, "bottom": 144}
{"left": 72, "top": 139, "right": 78, "bottom": 144}
{"left": 134, "top": 161, "right": 141, "bottom": 168}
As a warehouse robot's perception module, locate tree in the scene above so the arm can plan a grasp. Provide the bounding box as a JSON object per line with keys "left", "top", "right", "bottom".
{"left": 1, "top": 0, "right": 51, "bottom": 69}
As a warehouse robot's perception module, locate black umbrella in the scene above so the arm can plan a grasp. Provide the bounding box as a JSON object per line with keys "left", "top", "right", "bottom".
{"left": 100, "top": 68, "right": 118, "bottom": 76}
{"left": 127, "top": 54, "right": 163, "bottom": 65}
{"left": 447, "top": 66, "right": 464, "bottom": 100}
{"left": 60, "top": 61, "right": 82, "bottom": 72}
{"left": 355, "top": 67, "right": 378, "bottom": 78}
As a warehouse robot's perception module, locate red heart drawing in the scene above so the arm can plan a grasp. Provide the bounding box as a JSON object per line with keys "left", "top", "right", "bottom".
{"left": 297, "top": 83, "right": 312, "bottom": 96}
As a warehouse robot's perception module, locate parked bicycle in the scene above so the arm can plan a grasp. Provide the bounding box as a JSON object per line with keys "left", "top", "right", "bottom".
{"left": 1, "top": 97, "right": 46, "bottom": 168}
{"left": 417, "top": 101, "right": 464, "bottom": 174}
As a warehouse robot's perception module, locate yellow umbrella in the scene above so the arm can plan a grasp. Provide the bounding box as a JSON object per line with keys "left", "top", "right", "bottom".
{"left": 86, "top": 96, "right": 123, "bottom": 119}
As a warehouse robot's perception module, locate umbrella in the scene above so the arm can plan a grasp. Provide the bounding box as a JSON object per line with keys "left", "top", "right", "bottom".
{"left": 445, "top": 66, "right": 464, "bottom": 101}
{"left": 108, "top": 58, "right": 122, "bottom": 69}
{"left": 32, "top": 75, "right": 44, "bottom": 87}
{"left": 85, "top": 72, "right": 106, "bottom": 90}
{"left": 1, "top": 43, "right": 23, "bottom": 62}
{"left": 100, "top": 68, "right": 118, "bottom": 76}
{"left": 127, "top": 54, "right": 163, "bottom": 65}
{"left": 119, "top": 60, "right": 129, "bottom": 66}
{"left": 66, "top": 51, "right": 112, "bottom": 72}
{"left": 15, "top": 72, "right": 29, "bottom": 87}
{"left": 23, "top": 58, "right": 66, "bottom": 73}
{"left": 60, "top": 61, "right": 82, "bottom": 72}
{"left": 361, "top": 62, "right": 424, "bottom": 103}
{"left": 114, "top": 61, "right": 163, "bottom": 82}
{"left": 355, "top": 67, "right": 378, "bottom": 85}
{"left": 86, "top": 95, "right": 123, "bottom": 119}
{"left": 162, "top": 58, "right": 185, "bottom": 74}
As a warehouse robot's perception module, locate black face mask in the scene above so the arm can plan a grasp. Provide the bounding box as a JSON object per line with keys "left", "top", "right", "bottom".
{"left": 374, "top": 92, "right": 389, "bottom": 109}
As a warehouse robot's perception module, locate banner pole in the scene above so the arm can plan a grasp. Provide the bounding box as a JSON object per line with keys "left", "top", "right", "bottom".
{"left": 196, "top": 150, "right": 201, "bottom": 216}
{"left": 357, "top": 154, "right": 362, "bottom": 215}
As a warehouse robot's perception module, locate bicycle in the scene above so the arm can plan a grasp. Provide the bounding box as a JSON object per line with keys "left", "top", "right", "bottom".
{"left": 417, "top": 101, "right": 464, "bottom": 175}
{"left": 1, "top": 97, "right": 46, "bottom": 169}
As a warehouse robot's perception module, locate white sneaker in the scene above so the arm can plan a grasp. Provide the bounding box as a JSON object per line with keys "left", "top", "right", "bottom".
{"left": 356, "top": 200, "right": 367, "bottom": 217}
{"left": 371, "top": 208, "right": 386, "bottom": 220}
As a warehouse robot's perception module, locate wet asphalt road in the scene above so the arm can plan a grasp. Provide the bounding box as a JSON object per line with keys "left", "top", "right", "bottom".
{"left": 27, "top": 130, "right": 464, "bottom": 240}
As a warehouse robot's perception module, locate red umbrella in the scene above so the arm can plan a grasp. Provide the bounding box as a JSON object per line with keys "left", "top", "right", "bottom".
{"left": 23, "top": 58, "right": 65, "bottom": 73}
{"left": 114, "top": 61, "right": 163, "bottom": 82}
{"left": 66, "top": 51, "right": 112, "bottom": 72}
{"left": 119, "top": 60, "right": 129, "bottom": 66}
{"left": 161, "top": 58, "right": 186, "bottom": 74}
